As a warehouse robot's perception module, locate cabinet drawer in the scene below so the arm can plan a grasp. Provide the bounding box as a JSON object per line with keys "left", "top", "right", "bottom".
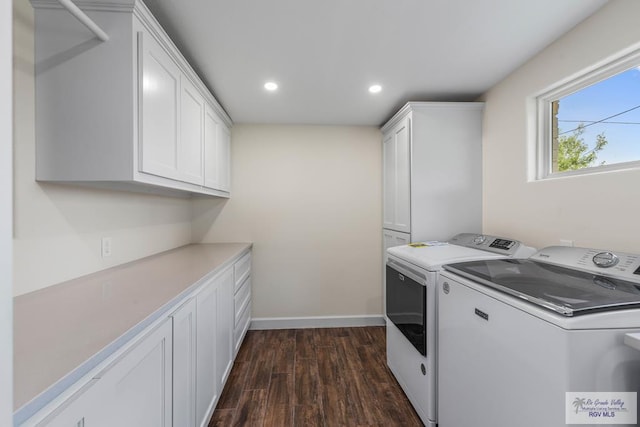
{"left": 234, "top": 252, "right": 251, "bottom": 292}
{"left": 234, "top": 277, "right": 251, "bottom": 326}
{"left": 234, "top": 303, "right": 251, "bottom": 355}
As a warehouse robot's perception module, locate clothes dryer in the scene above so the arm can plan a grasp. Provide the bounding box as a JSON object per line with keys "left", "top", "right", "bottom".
{"left": 385, "top": 233, "right": 535, "bottom": 427}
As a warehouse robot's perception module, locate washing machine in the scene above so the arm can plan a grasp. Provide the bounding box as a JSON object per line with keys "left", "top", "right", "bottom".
{"left": 385, "top": 233, "right": 535, "bottom": 427}
{"left": 438, "top": 245, "right": 640, "bottom": 427}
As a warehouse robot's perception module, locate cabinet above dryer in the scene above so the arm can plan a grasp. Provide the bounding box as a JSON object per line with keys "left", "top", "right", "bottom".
{"left": 381, "top": 102, "right": 484, "bottom": 241}
{"left": 31, "top": 0, "right": 232, "bottom": 197}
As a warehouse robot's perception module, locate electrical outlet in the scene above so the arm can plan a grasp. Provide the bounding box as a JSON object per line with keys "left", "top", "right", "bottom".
{"left": 101, "top": 237, "right": 112, "bottom": 257}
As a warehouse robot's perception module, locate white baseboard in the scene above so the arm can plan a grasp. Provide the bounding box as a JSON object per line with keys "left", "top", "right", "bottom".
{"left": 249, "top": 315, "right": 385, "bottom": 330}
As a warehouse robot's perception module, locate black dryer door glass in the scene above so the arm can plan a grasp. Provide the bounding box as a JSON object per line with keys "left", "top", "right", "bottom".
{"left": 386, "top": 264, "right": 426, "bottom": 355}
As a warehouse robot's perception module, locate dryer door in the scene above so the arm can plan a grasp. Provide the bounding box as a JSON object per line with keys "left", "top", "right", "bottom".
{"left": 386, "top": 260, "right": 427, "bottom": 356}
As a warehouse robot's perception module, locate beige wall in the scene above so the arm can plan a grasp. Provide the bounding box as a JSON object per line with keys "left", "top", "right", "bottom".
{"left": 13, "top": 0, "right": 193, "bottom": 296}
{"left": 482, "top": 0, "right": 640, "bottom": 253}
{"left": 193, "top": 125, "right": 382, "bottom": 319}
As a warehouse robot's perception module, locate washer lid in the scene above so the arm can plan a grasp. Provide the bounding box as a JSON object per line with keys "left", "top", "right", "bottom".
{"left": 388, "top": 243, "right": 506, "bottom": 272}
{"left": 444, "top": 259, "right": 640, "bottom": 316}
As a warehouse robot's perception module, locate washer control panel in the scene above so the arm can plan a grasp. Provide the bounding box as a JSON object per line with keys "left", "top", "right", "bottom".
{"left": 531, "top": 246, "right": 640, "bottom": 283}
{"left": 448, "top": 233, "right": 536, "bottom": 258}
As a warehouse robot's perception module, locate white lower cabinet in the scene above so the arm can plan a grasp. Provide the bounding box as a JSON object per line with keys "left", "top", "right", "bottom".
{"left": 23, "top": 250, "right": 251, "bottom": 427}
{"left": 38, "top": 380, "right": 105, "bottom": 427}
{"left": 98, "top": 319, "right": 173, "bottom": 427}
{"left": 215, "top": 268, "right": 234, "bottom": 393}
{"left": 233, "top": 274, "right": 252, "bottom": 356}
{"left": 171, "top": 298, "right": 197, "bottom": 427}
{"left": 194, "top": 265, "right": 234, "bottom": 427}
{"left": 27, "top": 320, "right": 173, "bottom": 427}
{"left": 195, "top": 277, "right": 218, "bottom": 427}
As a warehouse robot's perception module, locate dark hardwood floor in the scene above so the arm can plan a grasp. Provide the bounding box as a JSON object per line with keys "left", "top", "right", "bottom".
{"left": 209, "top": 326, "right": 423, "bottom": 426}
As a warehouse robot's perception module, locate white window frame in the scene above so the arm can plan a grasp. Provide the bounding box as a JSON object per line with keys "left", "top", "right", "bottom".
{"left": 535, "top": 45, "right": 640, "bottom": 180}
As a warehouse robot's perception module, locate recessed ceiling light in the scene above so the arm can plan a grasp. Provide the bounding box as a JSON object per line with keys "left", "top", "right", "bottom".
{"left": 369, "top": 84, "right": 382, "bottom": 94}
{"left": 264, "top": 81, "right": 278, "bottom": 91}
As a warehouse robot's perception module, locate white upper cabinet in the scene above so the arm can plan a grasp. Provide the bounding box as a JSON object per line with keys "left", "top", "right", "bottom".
{"left": 204, "top": 105, "right": 221, "bottom": 190}
{"left": 381, "top": 102, "right": 484, "bottom": 242}
{"left": 382, "top": 115, "right": 411, "bottom": 233}
{"left": 383, "top": 132, "right": 395, "bottom": 229}
{"left": 179, "top": 76, "right": 205, "bottom": 185}
{"left": 31, "top": 0, "right": 232, "bottom": 197}
{"left": 203, "top": 104, "right": 231, "bottom": 192}
{"left": 216, "top": 124, "right": 231, "bottom": 192}
{"left": 140, "top": 31, "right": 181, "bottom": 181}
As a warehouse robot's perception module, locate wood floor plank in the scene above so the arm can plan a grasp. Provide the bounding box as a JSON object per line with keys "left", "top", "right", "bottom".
{"left": 321, "top": 384, "right": 348, "bottom": 426}
{"left": 368, "top": 326, "right": 387, "bottom": 354}
{"left": 295, "top": 328, "right": 316, "bottom": 360}
{"left": 335, "top": 335, "right": 364, "bottom": 372}
{"left": 331, "top": 327, "right": 351, "bottom": 338}
{"left": 357, "top": 344, "right": 388, "bottom": 384}
{"left": 216, "top": 361, "right": 250, "bottom": 410}
{"left": 232, "top": 389, "right": 267, "bottom": 427}
{"left": 209, "top": 326, "right": 425, "bottom": 427}
{"left": 294, "top": 356, "right": 322, "bottom": 406}
{"left": 343, "top": 369, "right": 380, "bottom": 426}
{"left": 371, "top": 381, "right": 423, "bottom": 426}
{"left": 235, "top": 330, "right": 264, "bottom": 364}
{"left": 263, "top": 404, "right": 293, "bottom": 427}
{"left": 208, "top": 408, "right": 235, "bottom": 426}
{"left": 267, "top": 373, "right": 293, "bottom": 405}
{"left": 264, "top": 373, "right": 294, "bottom": 426}
{"left": 264, "top": 328, "right": 296, "bottom": 348}
{"left": 294, "top": 404, "right": 324, "bottom": 426}
{"left": 271, "top": 335, "right": 295, "bottom": 374}
{"left": 350, "top": 326, "right": 374, "bottom": 345}
{"left": 313, "top": 328, "right": 335, "bottom": 347}
{"left": 316, "top": 345, "right": 345, "bottom": 391}
{"left": 244, "top": 349, "right": 274, "bottom": 390}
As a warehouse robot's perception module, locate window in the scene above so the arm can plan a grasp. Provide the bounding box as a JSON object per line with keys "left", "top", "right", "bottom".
{"left": 536, "top": 48, "right": 640, "bottom": 179}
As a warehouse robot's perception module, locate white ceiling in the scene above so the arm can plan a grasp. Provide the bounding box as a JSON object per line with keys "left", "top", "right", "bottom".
{"left": 144, "top": 0, "right": 608, "bottom": 126}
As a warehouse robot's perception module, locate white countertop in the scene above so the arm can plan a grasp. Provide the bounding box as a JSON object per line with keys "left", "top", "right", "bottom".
{"left": 14, "top": 243, "right": 251, "bottom": 419}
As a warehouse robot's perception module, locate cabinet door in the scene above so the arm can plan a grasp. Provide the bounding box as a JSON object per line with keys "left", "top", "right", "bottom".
{"left": 382, "top": 132, "right": 395, "bottom": 229}
{"left": 37, "top": 380, "right": 106, "bottom": 427}
{"left": 171, "top": 298, "right": 197, "bottom": 427}
{"left": 98, "top": 319, "right": 173, "bottom": 427}
{"left": 203, "top": 104, "right": 220, "bottom": 190}
{"left": 394, "top": 118, "right": 411, "bottom": 233}
{"left": 195, "top": 281, "right": 217, "bottom": 427}
{"left": 203, "top": 105, "right": 230, "bottom": 192}
{"left": 383, "top": 229, "right": 411, "bottom": 256}
{"left": 216, "top": 267, "right": 234, "bottom": 391}
{"left": 382, "top": 117, "right": 411, "bottom": 233}
{"left": 139, "top": 32, "right": 181, "bottom": 180}
{"left": 179, "top": 76, "right": 205, "bottom": 185}
{"left": 216, "top": 124, "right": 231, "bottom": 192}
